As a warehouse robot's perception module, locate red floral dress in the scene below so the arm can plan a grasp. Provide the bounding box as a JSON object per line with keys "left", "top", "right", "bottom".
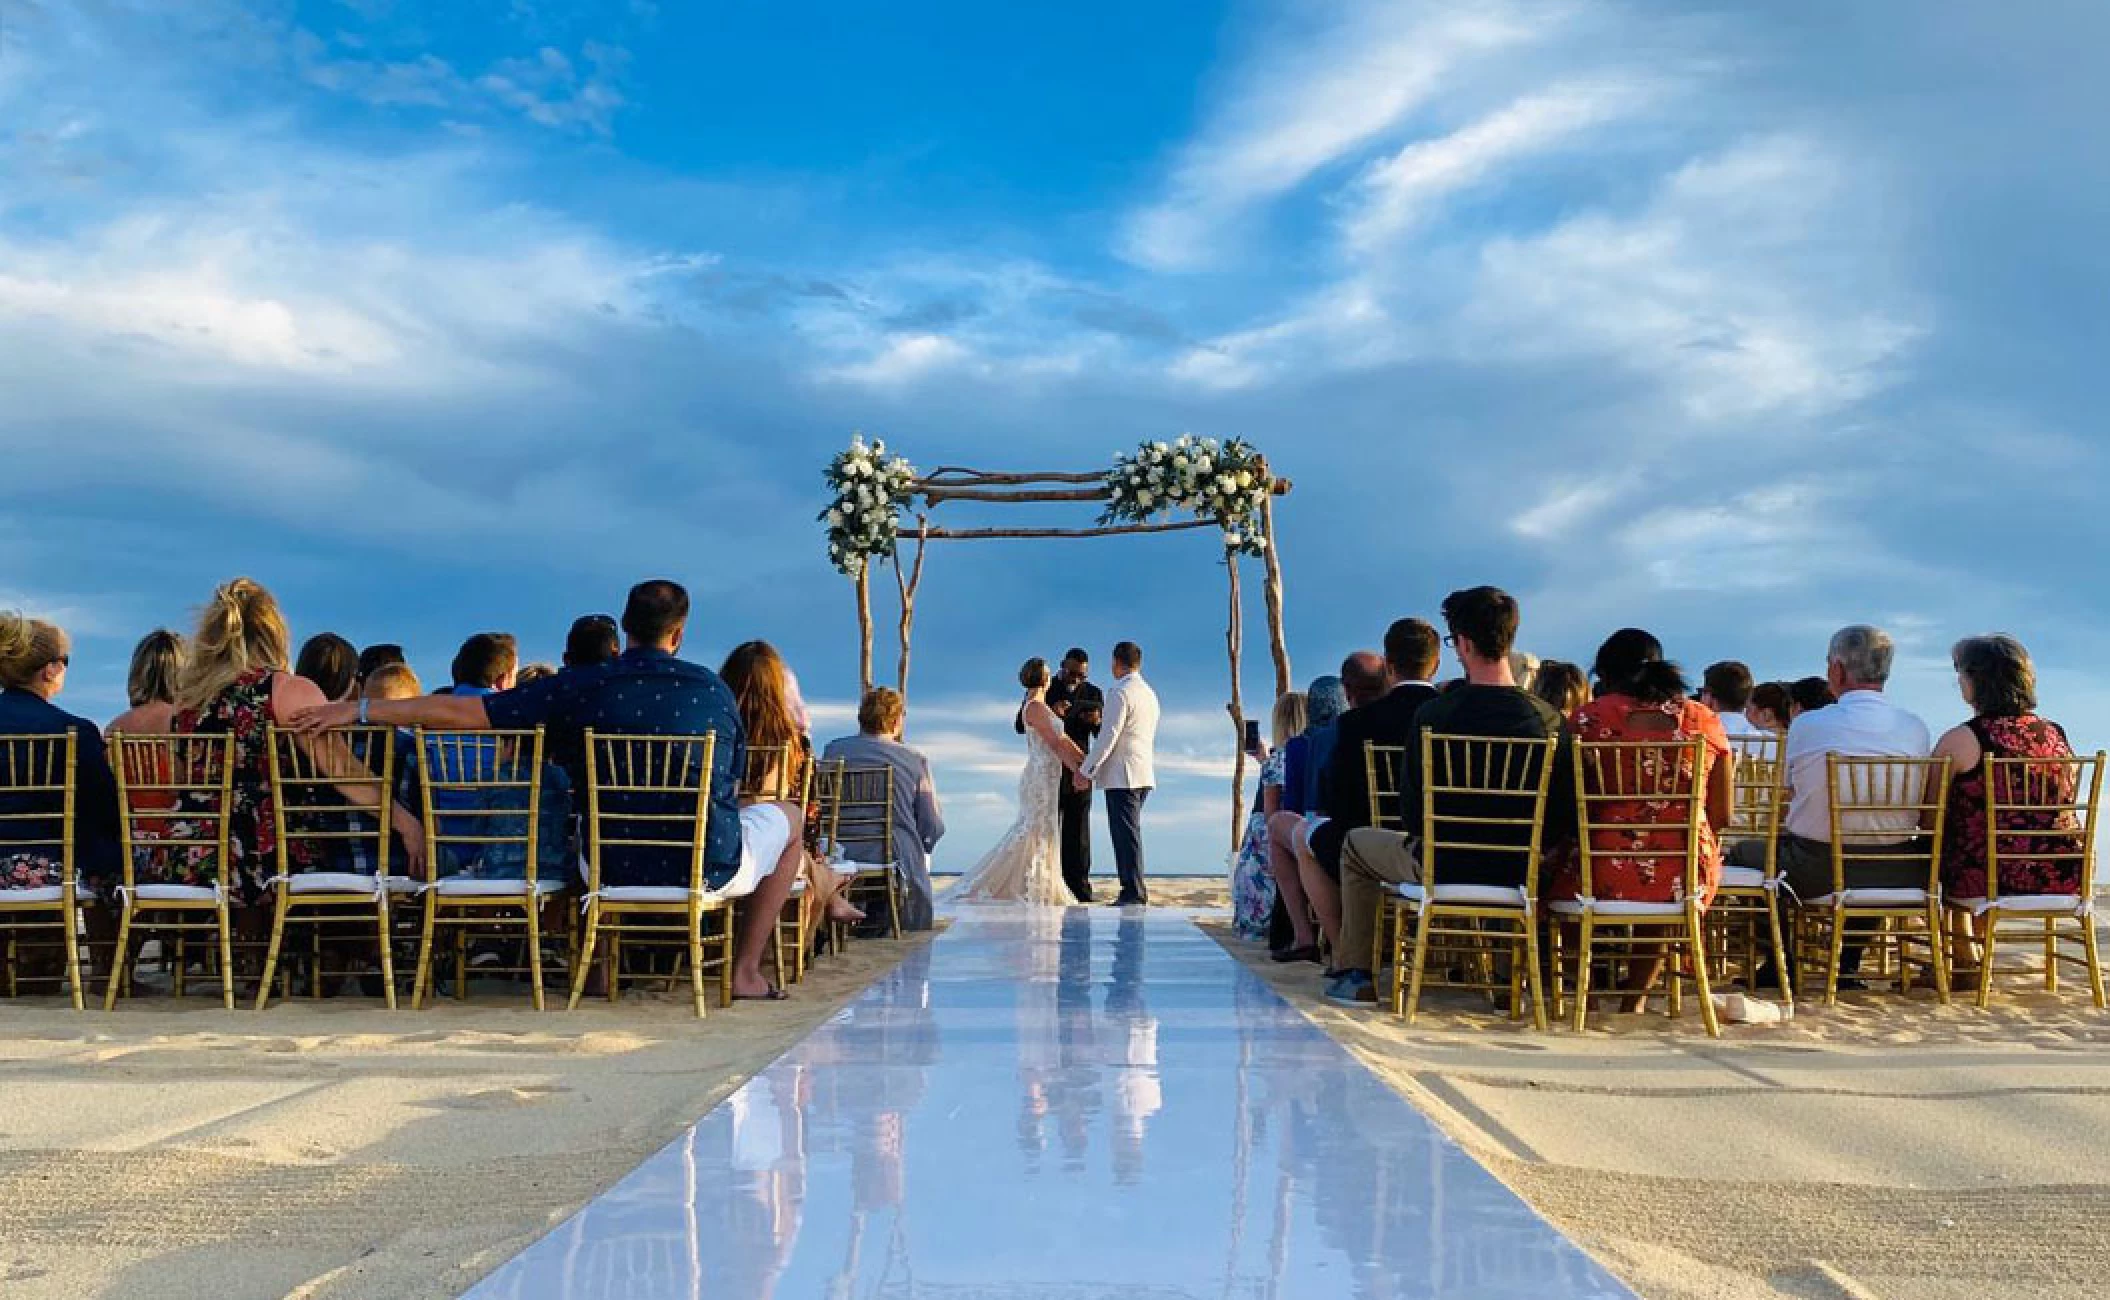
{"left": 169, "top": 669, "right": 317, "bottom": 903}
{"left": 1941, "top": 714, "right": 2078, "bottom": 899}
{"left": 1547, "top": 695, "right": 1729, "bottom": 906}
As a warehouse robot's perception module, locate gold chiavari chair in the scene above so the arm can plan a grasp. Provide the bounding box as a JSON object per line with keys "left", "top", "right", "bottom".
{"left": 834, "top": 765, "right": 902, "bottom": 939}
{"left": 0, "top": 732, "right": 86, "bottom": 1008}
{"left": 747, "top": 742, "right": 816, "bottom": 985}
{"left": 1547, "top": 739, "right": 1720, "bottom": 1037}
{"left": 1797, "top": 754, "right": 1952, "bottom": 1007}
{"left": 1709, "top": 733, "right": 1793, "bottom": 1008}
{"left": 1381, "top": 733, "right": 1559, "bottom": 1029}
{"left": 1364, "top": 741, "right": 1408, "bottom": 972}
{"left": 107, "top": 734, "right": 237, "bottom": 1009}
{"left": 412, "top": 728, "right": 562, "bottom": 1010}
{"left": 257, "top": 726, "right": 401, "bottom": 1011}
{"left": 571, "top": 730, "right": 732, "bottom": 1018}
{"left": 811, "top": 759, "right": 859, "bottom": 956}
{"left": 1947, "top": 751, "right": 2106, "bottom": 1010}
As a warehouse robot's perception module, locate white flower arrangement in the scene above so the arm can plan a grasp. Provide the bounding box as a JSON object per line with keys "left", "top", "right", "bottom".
{"left": 820, "top": 434, "right": 918, "bottom": 577}
{"left": 1101, "top": 433, "right": 1272, "bottom": 557}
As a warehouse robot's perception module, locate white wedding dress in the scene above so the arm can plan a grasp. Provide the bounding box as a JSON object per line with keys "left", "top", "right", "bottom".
{"left": 954, "top": 718, "right": 1073, "bottom": 906}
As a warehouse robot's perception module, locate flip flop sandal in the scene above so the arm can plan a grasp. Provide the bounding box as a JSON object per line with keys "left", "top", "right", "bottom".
{"left": 734, "top": 986, "right": 790, "bottom": 1002}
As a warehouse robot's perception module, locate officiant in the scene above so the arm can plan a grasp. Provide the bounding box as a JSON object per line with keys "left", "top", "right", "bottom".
{"left": 1017, "top": 647, "right": 1104, "bottom": 901}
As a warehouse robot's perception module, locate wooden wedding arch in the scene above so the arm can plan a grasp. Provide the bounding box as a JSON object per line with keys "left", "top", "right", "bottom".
{"left": 822, "top": 437, "right": 1295, "bottom": 851}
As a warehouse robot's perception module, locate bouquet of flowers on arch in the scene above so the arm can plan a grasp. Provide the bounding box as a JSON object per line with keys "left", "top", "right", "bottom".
{"left": 820, "top": 434, "right": 917, "bottom": 577}
{"left": 1101, "top": 434, "right": 1272, "bottom": 556}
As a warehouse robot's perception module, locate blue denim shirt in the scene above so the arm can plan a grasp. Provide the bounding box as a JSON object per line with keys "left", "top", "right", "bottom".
{"left": 482, "top": 649, "right": 745, "bottom": 886}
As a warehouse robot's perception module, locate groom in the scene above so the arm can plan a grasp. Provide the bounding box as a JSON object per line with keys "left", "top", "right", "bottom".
{"left": 1077, "top": 640, "right": 1160, "bottom": 906}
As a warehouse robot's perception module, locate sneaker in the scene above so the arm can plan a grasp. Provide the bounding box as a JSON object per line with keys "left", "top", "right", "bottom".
{"left": 1324, "top": 970, "right": 1377, "bottom": 1007}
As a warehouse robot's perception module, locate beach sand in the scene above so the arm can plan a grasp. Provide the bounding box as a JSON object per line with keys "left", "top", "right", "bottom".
{"left": 0, "top": 931, "right": 933, "bottom": 1300}
{"left": 1208, "top": 910, "right": 2110, "bottom": 1300}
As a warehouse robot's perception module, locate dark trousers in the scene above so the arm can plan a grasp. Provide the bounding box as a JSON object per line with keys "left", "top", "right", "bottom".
{"left": 1105, "top": 787, "right": 1150, "bottom": 903}
{"left": 1058, "top": 777, "right": 1095, "bottom": 902}
{"left": 1731, "top": 833, "right": 1928, "bottom": 975}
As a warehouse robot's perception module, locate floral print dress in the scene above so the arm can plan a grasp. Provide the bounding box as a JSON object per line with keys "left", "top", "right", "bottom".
{"left": 169, "top": 669, "right": 316, "bottom": 903}
{"left": 1231, "top": 749, "right": 1285, "bottom": 938}
{"left": 1546, "top": 695, "right": 1729, "bottom": 907}
{"left": 1941, "top": 714, "right": 2078, "bottom": 899}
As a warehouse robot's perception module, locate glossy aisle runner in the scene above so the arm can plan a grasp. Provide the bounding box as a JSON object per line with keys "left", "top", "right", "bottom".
{"left": 462, "top": 906, "right": 1633, "bottom": 1299}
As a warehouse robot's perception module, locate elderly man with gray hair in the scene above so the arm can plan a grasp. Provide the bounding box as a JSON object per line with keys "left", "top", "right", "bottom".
{"left": 1729, "top": 624, "right": 1931, "bottom": 985}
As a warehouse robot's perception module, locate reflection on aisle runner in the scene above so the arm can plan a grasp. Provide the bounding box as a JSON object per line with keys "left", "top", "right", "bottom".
{"left": 462, "top": 906, "right": 1633, "bottom": 1298}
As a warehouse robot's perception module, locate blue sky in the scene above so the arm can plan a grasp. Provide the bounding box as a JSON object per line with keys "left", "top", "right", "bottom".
{"left": 8, "top": 1, "right": 2110, "bottom": 876}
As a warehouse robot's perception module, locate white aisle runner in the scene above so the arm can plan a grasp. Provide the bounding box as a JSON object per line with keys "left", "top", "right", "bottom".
{"left": 462, "top": 906, "right": 1633, "bottom": 1298}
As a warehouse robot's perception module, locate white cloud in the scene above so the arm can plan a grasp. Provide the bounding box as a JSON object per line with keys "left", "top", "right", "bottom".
{"left": 821, "top": 333, "right": 972, "bottom": 388}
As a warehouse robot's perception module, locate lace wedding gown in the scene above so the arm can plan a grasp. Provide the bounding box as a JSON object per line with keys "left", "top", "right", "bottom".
{"left": 954, "top": 722, "right": 1073, "bottom": 906}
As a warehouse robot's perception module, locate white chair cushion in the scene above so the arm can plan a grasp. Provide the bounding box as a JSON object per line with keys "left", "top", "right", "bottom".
{"left": 1802, "top": 888, "right": 1929, "bottom": 908}
{"left": 1546, "top": 897, "right": 1687, "bottom": 918}
{"left": 283, "top": 872, "right": 385, "bottom": 896}
{"left": 844, "top": 859, "right": 895, "bottom": 875}
{"left": 384, "top": 876, "right": 423, "bottom": 895}
{"left": 825, "top": 859, "right": 860, "bottom": 879}
{"left": 1948, "top": 893, "right": 2088, "bottom": 916}
{"left": 593, "top": 885, "right": 697, "bottom": 905}
{"left": 1717, "top": 866, "right": 1767, "bottom": 890}
{"left": 0, "top": 885, "right": 66, "bottom": 904}
{"left": 133, "top": 883, "right": 221, "bottom": 903}
{"left": 1393, "top": 881, "right": 1531, "bottom": 908}
{"left": 433, "top": 877, "right": 566, "bottom": 898}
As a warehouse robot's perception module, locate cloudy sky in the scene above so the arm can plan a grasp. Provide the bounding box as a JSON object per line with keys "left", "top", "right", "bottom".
{"left": 8, "top": 0, "right": 2109, "bottom": 876}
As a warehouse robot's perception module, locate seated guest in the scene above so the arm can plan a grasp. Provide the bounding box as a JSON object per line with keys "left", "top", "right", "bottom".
{"left": 1702, "top": 661, "right": 1763, "bottom": 737}
{"left": 1545, "top": 630, "right": 1732, "bottom": 1008}
{"left": 175, "top": 581, "right": 425, "bottom": 909}
{"left": 1508, "top": 651, "right": 1540, "bottom": 689}
{"left": 1294, "top": 652, "right": 1389, "bottom": 955}
{"left": 1330, "top": 586, "right": 1568, "bottom": 1007}
{"left": 1746, "top": 681, "right": 1793, "bottom": 734}
{"left": 1231, "top": 691, "right": 1302, "bottom": 941}
{"left": 1788, "top": 675, "right": 1836, "bottom": 720}
{"left": 0, "top": 613, "right": 122, "bottom": 904}
{"left": 362, "top": 662, "right": 423, "bottom": 701}
{"left": 1307, "top": 619, "right": 1442, "bottom": 893}
{"left": 107, "top": 629, "right": 187, "bottom": 736}
{"left": 355, "top": 643, "right": 406, "bottom": 694}
{"left": 516, "top": 662, "right": 557, "bottom": 686}
{"left": 296, "top": 581, "right": 802, "bottom": 1001}
{"left": 821, "top": 687, "right": 947, "bottom": 932}
{"left": 1266, "top": 676, "right": 1345, "bottom": 962}
{"left": 564, "top": 614, "right": 620, "bottom": 670}
{"left": 441, "top": 632, "right": 518, "bottom": 696}
{"left": 722, "top": 639, "right": 861, "bottom": 939}
{"left": 1935, "top": 635, "right": 2079, "bottom": 970}
{"left": 1530, "top": 661, "right": 1589, "bottom": 717}
{"left": 1728, "top": 625, "right": 1930, "bottom": 982}
{"left": 295, "top": 633, "right": 360, "bottom": 703}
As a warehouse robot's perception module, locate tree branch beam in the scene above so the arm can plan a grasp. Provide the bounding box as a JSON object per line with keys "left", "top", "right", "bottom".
{"left": 918, "top": 520, "right": 1222, "bottom": 541}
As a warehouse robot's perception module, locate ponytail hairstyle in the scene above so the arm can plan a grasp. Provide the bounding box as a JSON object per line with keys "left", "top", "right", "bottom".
{"left": 0, "top": 611, "right": 68, "bottom": 691}
{"left": 1019, "top": 657, "right": 1051, "bottom": 692}
{"left": 126, "top": 629, "right": 188, "bottom": 707}
{"left": 1590, "top": 627, "right": 1688, "bottom": 706}
{"left": 177, "top": 578, "right": 291, "bottom": 712}
{"left": 720, "top": 640, "right": 804, "bottom": 755}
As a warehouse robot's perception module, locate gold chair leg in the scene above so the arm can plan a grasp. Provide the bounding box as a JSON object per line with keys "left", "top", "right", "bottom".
{"left": 567, "top": 906, "right": 600, "bottom": 1011}
{"left": 1690, "top": 910, "right": 1721, "bottom": 1039}
{"left": 719, "top": 906, "right": 736, "bottom": 1009}
{"left": 1571, "top": 915, "right": 1597, "bottom": 1033}
{"left": 412, "top": 896, "right": 439, "bottom": 1011}
{"left": 104, "top": 903, "right": 135, "bottom": 1012}
{"left": 888, "top": 874, "right": 902, "bottom": 939}
{"left": 255, "top": 890, "right": 292, "bottom": 1012}
{"left": 2080, "top": 913, "right": 2106, "bottom": 1010}
{"left": 62, "top": 905, "right": 85, "bottom": 1012}
{"left": 1824, "top": 909, "right": 1846, "bottom": 1008}
{"left": 1766, "top": 893, "right": 1794, "bottom": 1009}
{"left": 1387, "top": 901, "right": 1409, "bottom": 1016}
{"left": 1403, "top": 908, "right": 1434, "bottom": 1025}
{"left": 375, "top": 897, "right": 397, "bottom": 1011}
{"left": 1977, "top": 922, "right": 1998, "bottom": 1009}
{"left": 607, "top": 931, "right": 622, "bottom": 1004}
{"left": 1928, "top": 905, "right": 1949, "bottom": 1006}
{"left": 527, "top": 902, "right": 547, "bottom": 1013}
{"left": 454, "top": 925, "right": 469, "bottom": 1003}
{"left": 216, "top": 903, "right": 236, "bottom": 1011}
{"left": 688, "top": 907, "right": 708, "bottom": 1020}
{"left": 2045, "top": 918, "right": 2059, "bottom": 994}
{"left": 1521, "top": 915, "right": 1548, "bottom": 1032}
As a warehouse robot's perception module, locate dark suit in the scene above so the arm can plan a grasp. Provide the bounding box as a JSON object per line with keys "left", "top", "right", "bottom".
{"left": 1307, "top": 682, "right": 1439, "bottom": 878}
{"left": 1047, "top": 676, "right": 1103, "bottom": 901}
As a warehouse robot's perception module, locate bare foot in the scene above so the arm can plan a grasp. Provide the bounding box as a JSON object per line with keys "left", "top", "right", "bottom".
{"left": 826, "top": 900, "right": 866, "bottom": 924}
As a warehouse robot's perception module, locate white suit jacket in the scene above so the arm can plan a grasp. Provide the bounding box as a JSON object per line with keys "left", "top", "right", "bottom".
{"left": 1083, "top": 673, "right": 1159, "bottom": 791}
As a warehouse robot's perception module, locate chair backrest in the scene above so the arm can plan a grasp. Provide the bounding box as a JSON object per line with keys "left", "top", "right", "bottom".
{"left": 1824, "top": 754, "right": 1951, "bottom": 893}
{"left": 1417, "top": 732, "right": 1559, "bottom": 891}
{"left": 1364, "top": 742, "right": 1407, "bottom": 831}
{"left": 811, "top": 758, "right": 847, "bottom": 851}
{"left": 742, "top": 743, "right": 808, "bottom": 803}
{"left": 1726, "top": 733, "right": 1785, "bottom": 874}
{"left": 417, "top": 728, "right": 546, "bottom": 885}
{"left": 0, "top": 732, "right": 76, "bottom": 892}
{"left": 832, "top": 764, "right": 896, "bottom": 866}
{"left": 109, "top": 733, "right": 236, "bottom": 890}
{"left": 1571, "top": 738, "right": 1708, "bottom": 902}
{"left": 1982, "top": 750, "right": 2104, "bottom": 902}
{"left": 582, "top": 730, "right": 717, "bottom": 893}
{"left": 266, "top": 725, "right": 397, "bottom": 881}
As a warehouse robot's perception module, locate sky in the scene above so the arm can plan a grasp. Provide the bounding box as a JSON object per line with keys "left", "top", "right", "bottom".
{"left": 7, "top": 0, "right": 2110, "bottom": 877}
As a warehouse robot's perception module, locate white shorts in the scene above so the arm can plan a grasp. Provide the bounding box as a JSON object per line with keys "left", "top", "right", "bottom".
{"left": 712, "top": 802, "right": 794, "bottom": 899}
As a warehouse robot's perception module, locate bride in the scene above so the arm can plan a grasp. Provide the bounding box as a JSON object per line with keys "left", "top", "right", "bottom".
{"left": 954, "top": 657, "right": 1088, "bottom": 905}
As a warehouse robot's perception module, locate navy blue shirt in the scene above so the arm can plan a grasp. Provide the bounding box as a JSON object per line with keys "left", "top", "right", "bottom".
{"left": 0, "top": 687, "right": 121, "bottom": 886}
{"left": 481, "top": 649, "right": 745, "bottom": 885}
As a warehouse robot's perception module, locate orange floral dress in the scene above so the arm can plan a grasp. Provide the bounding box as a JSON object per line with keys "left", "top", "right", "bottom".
{"left": 1546, "top": 695, "right": 1729, "bottom": 906}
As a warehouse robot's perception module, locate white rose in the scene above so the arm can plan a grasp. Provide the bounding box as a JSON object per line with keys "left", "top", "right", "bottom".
{"left": 1225, "top": 530, "right": 1243, "bottom": 546}
{"left": 1153, "top": 441, "right": 1168, "bottom": 453}
{"left": 1137, "top": 490, "right": 1154, "bottom": 507}
{"left": 1236, "top": 470, "right": 1253, "bottom": 488}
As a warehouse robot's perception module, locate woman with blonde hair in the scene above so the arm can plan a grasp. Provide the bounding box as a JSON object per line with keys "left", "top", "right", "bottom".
{"left": 0, "top": 612, "right": 122, "bottom": 905}
{"left": 106, "top": 629, "right": 187, "bottom": 736}
{"left": 1231, "top": 690, "right": 1307, "bottom": 940}
{"left": 170, "top": 579, "right": 423, "bottom": 908}
{"left": 720, "top": 640, "right": 863, "bottom": 943}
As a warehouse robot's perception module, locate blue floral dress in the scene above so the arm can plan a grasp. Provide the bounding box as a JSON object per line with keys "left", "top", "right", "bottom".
{"left": 1231, "top": 750, "right": 1285, "bottom": 939}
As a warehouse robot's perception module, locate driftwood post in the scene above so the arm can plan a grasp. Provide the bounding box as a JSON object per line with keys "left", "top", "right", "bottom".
{"left": 1258, "top": 470, "right": 1293, "bottom": 700}
{"left": 854, "top": 566, "right": 875, "bottom": 697}
{"left": 892, "top": 518, "right": 928, "bottom": 711}
{"left": 1227, "top": 553, "right": 1248, "bottom": 854}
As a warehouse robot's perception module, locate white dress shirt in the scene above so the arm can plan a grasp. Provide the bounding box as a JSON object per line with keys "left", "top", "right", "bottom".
{"left": 1716, "top": 706, "right": 1764, "bottom": 738}
{"left": 1783, "top": 690, "right": 1932, "bottom": 841}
